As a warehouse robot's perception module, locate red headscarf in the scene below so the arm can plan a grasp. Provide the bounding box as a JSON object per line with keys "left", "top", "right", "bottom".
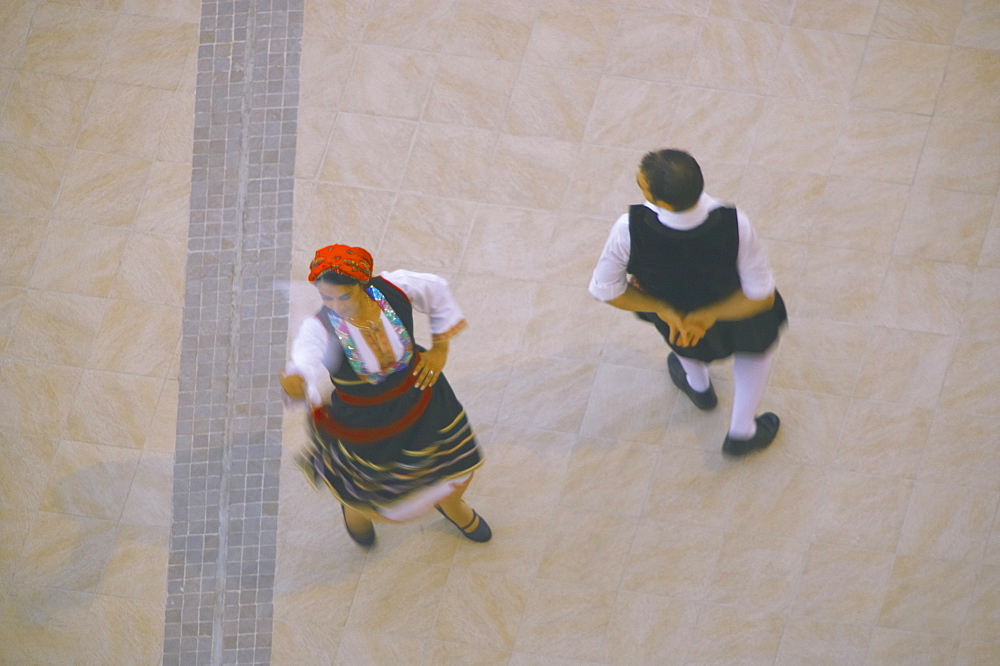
{"left": 308, "top": 245, "right": 374, "bottom": 283}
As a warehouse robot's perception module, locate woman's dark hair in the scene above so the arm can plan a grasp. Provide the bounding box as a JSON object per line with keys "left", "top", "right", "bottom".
{"left": 639, "top": 149, "right": 704, "bottom": 212}
{"left": 316, "top": 271, "right": 366, "bottom": 287}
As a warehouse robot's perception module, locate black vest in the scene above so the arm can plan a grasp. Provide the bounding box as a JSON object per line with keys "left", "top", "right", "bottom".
{"left": 626, "top": 204, "right": 741, "bottom": 314}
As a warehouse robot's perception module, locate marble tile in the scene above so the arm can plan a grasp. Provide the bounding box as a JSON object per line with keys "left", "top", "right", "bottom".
{"left": 298, "top": 183, "right": 392, "bottom": 253}
{"left": 363, "top": 0, "right": 454, "bottom": 50}
{"left": 120, "top": 452, "right": 173, "bottom": 526}
{"left": 851, "top": 38, "right": 949, "bottom": 114}
{"left": 53, "top": 150, "right": 151, "bottom": 227}
{"left": 878, "top": 555, "right": 979, "bottom": 634}
{"left": 497, "top": 356, "right": 597, "bottom": 433}
{"left": 686, "top": 17, "right": 783, "bottom": 93}
{"left": 443, "top": 0, "right": 537, "bottom": 62}
{"left": 274, "top": 542, "right": 366, "bottom": 632}
{"left": 622, "top": 518, "right": 722, "bottom": 599}
{"left": 964, "top": 565, "right": 1000, "bottom": 643}
{"left": 687, "top": 604, "right": 785, "bottom": 663}
{"left": 813, "top": 470, "right": 912, "bottom": 552}
{"left": 504, "top": 65, "right": 601, "bottom": 142}
{"left": 19, "top": 3, "right": 117, "bottom": 79}
{"left": 764, "top": 387, "right": 851, "bottom": 467}
{"left": 485, "top": 134, "right": 578, "bottom": 211}
{"left": 854, "top": 328, "right": 953, "bottom": 408}
{"left": 87, "top": 300, "right": 180, "bottom": 376}
{"left": 894, "top": 187, "right": 993, "bottom": 265}
{"left": 606, "top": 9, "right": 703, "bottom": 83}
{"left": 876, "top": 256, "right": 974, "bottom": 335}
{"left": 940, "top": 338, "right": 1000, "bottom": 416}
{"left": 871, "top": 0, "right": 963, "bottom": 44}
{"left": 0, "top": 360, "right": 82, "bottom": 438}
{"left": 919, "top": 411, "right": 1000, "bottom": 492}
{"left": 133, "top": 161, "right": 192, "bottom": 237}
{"left": 525, "top": 0, "right": 618, "bottom": 70}
{"left": 955, "top": 641, "right": 1000, "bottom": 666}
{"left": 775, "top": 619, "right": 871, "bottom": 666}
{"left": 954, "top": 0, "right": 1000, "bottom": 50}
{"left": 811, "top": 177, "right": 909, "bottom": 250}
{"left": 770, "top": 28, "right": 868, "bottom": 103}
{"left": 898, "top": 481, "right": 998, "bottom": 562}
{"left": 0, "top": 287, "right": 24, "bottom": 353}
{"left": 6, "top": 288, "right": 106, "bottom": 366}
{"left": 99, "top": 522, "right": 168, "bottom": 602}
{"left": 0, "top": 585, "right": 95, "bottom": 664}
{"left": 277, "top": 470, "right": 370, "bottom": 553}
{"left": 343, "top": 45, "right": 437, "bottom": 119}
{"left": 963, "top": 267, "right": 1000, "bottom": 339}
{"left": 867, "top": 628, "right": 959, "bottom": 664}
{"left": 299, "top": 38, "right": 354, "bottom": 110}
{"left": 272, "top": 620, "right": 342, "bottom": 666}
{"left": 425, "top": 55, "right": 519, "bottom": 130}
{"left": 423, "top": 640, "right": 510, "bottom": 665}
{"left": 708, "top": 0, "right": 796, "bottom": 24}
{"left": 624, "top": 0, "right": 712, "bottom": 13}
{"left": 793, "top": 543, "right": 894, "bottom": 624}
{"left": 0, "top": 428, "right": 59, "bottom": 512}
{"left": 790, "top": 0, "right": 877, "bottom": 34}
{"left": 448, "top": 273, "right": 537, "bottom": 358}
{"left": 293, "top": 105, "right": 336, "bottom": 180}
{"left": 0, "top": 1, "right": 36, "bottom": 69}
{"left": 730, "top": 462, "right": 826, "bottom": 540}
{"left": 402, "top": 124, "right": 496, "bottom": 199}
{"left": 65, "top": 370, "right": 163, "bottom": 448}
{"left": 791, "top": 245, "right": 888, "bottom": 324}
{"left": 16, "top": 511, "right": 117, "bottom": 592}
{"left": 705, "top": 532, "right": 807, "bottom": 609}
{"left": 666, "top": 87, "right": 765, "bottom": 164}
{"left": 583, "top": 77, "right": 680, "bottom": 149}
{"left": 829, "top": 109, "right": 930, "bottom": 184}
{"left": 937, "top": 48, "right": 1000, "bottom": 124}
{"left": 521, "top": 286, "right": 616, "bottom": 366}
{"left": 916, "top": 118, "right": 1000, "bottom": 195}
{"left": 514, "top": 579, "right": 615, "bottom": 661}
{"left": 379, "top": 194, "right": 477, "bottom": 273}
{"left": 155, "top": 87, "right": 196, "bottom": 163}
{"left": 769, "top": 318, "right": 868, "bottom": 395}
{"left": 40, "top": 439, "right": 141, "bottom": 520}
{"left": 122, "top": 0, "right": 199, "bottom": 21}
{"left": 645, "top": 446, "right": 743, "bottom": 529}
{"left": 432, "top": 568, "right": 530, "bottom": 649}
{"left": 335, "top": 631, "right": 425, "bottom": 665}
{"left": 834, "top": 399, "right": 934, "bottom": 478}
{"left": 536, "top": 508, "right": 633, "bottom": 590}
{"left": 470, "top": 426, "right": 574, "bottom": 505}
{"left": 536, "top": 214, "right": 617, "bottom": 289}
{"left": 102, "top": 13, "right": 196, "bottom": 89}
{"left": 76, "top": 595, "right": 164, "bottom": 664}
{"left": 461, "top": 205, "right": 557, "bottom": 278}
{"left": 302, "top": 0, "right": 369, "bottom": 42}
{"left": 450, "top": 494, "right": 551, "bottom": 578}
{"left": 978, "top": 198, "right": 1000, "bottom": 268}
{"left": 319, "top": 113, "right": 416, "bottom": 189}
{"left": 0, "top": 216, "right": 45, "bottom": 288}
{"left": 0, "top": 507, "right": 32, "bottom": 592}
{"left": 580, "top": 362, "right": 674, "bottom": 443}
{"left": 0, "top": 70, "right": 93, "bottom": 147}
{"left": 602, "top": 591, "right": 699, "bottom": 665}
{"left": 77, "top": 81, "right": 173, "bottom": 160}
{"left": 0, "top": 142, "right": 70, "bottom": 217}
{"left": 562, "top": 143, "right": 642, "bottom": 219}
{"left": 346, "top": 559, "right": 451, "bottom": 636}
{"left": 749, "top": 99, "right": 846, "bottom": 174}
{"left": 736, "top": 169, "right": 826, "bottom": 242}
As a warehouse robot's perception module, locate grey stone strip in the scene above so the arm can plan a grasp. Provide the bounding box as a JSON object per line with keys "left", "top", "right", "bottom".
{"left": 165, "top": 0, "right": 301, "bottom": 664}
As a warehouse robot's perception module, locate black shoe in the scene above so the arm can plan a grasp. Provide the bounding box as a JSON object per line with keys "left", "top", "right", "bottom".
{"left": 341, "top": 505, "right": 375, "bottom": 547}
{"left": 436, "top": 506, "right": 492, "bottom": 543}
{"left": 668, "top": 353, "right": 717, "bottom": 411}
{"left": 722, "top": 413, "right": 780, "bottom": 456}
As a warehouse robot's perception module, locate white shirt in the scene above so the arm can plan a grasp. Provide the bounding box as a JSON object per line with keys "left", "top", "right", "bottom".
{"left": 288, "top": 270, "right": 466, "bottom": 405}
{"left": 588, "top": 193, "right": 776, "bottom": 303}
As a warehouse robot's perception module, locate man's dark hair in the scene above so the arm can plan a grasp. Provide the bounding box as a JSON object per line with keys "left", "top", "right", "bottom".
{"left": 639, "top": 149, "right": 704, "bottom": 211}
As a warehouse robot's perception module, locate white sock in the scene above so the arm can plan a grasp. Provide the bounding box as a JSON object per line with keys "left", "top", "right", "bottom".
{"left": 728, "top": 346, "right": 777, "bottom": 439}
{"left": 676, "top": 355, "right": 711, "bottom": 392}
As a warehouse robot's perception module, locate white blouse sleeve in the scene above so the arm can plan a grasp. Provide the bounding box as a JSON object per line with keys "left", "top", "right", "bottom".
{"left": 735, "top": 210, "right": 777, "bottom": 300}
{"left": 379, "top": 270, "right": 468, "bottom": 342}
{"left": 288, "top": 316, "right": 339, "bottom": 405}
{"left": 588, "top": 213, "right": 632, "bottom": 302}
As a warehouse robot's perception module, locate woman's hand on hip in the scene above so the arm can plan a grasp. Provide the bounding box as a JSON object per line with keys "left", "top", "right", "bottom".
{"left": 413, "top": 344, "right": 448, "bottom": 390}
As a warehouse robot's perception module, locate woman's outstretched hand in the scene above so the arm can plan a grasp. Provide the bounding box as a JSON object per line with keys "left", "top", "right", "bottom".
{"left": 413, "top": 344, "right": 448, "bottom": 390}
{"left": 280, "top": 373, "right": 307, "bottom": 401}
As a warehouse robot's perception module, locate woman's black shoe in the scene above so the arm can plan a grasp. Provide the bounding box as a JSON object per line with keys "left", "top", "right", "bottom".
{"left": 722, "top": 412, "right": 780, "bottom": 456}
{"left": 341, "top": 505, "right": 375, "bottom": 547}
{"left": 436, "top": 506, "right": 492, "bottom": 542}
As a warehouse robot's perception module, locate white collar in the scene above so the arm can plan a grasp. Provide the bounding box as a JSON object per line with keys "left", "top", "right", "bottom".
{"left": 642, "top": 192, "right": 719, "bottom": 230}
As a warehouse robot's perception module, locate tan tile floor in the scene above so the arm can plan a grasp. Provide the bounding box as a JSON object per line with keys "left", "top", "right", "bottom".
{"left": 2, "top": 0, "right": 1000, "bottom": 663}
